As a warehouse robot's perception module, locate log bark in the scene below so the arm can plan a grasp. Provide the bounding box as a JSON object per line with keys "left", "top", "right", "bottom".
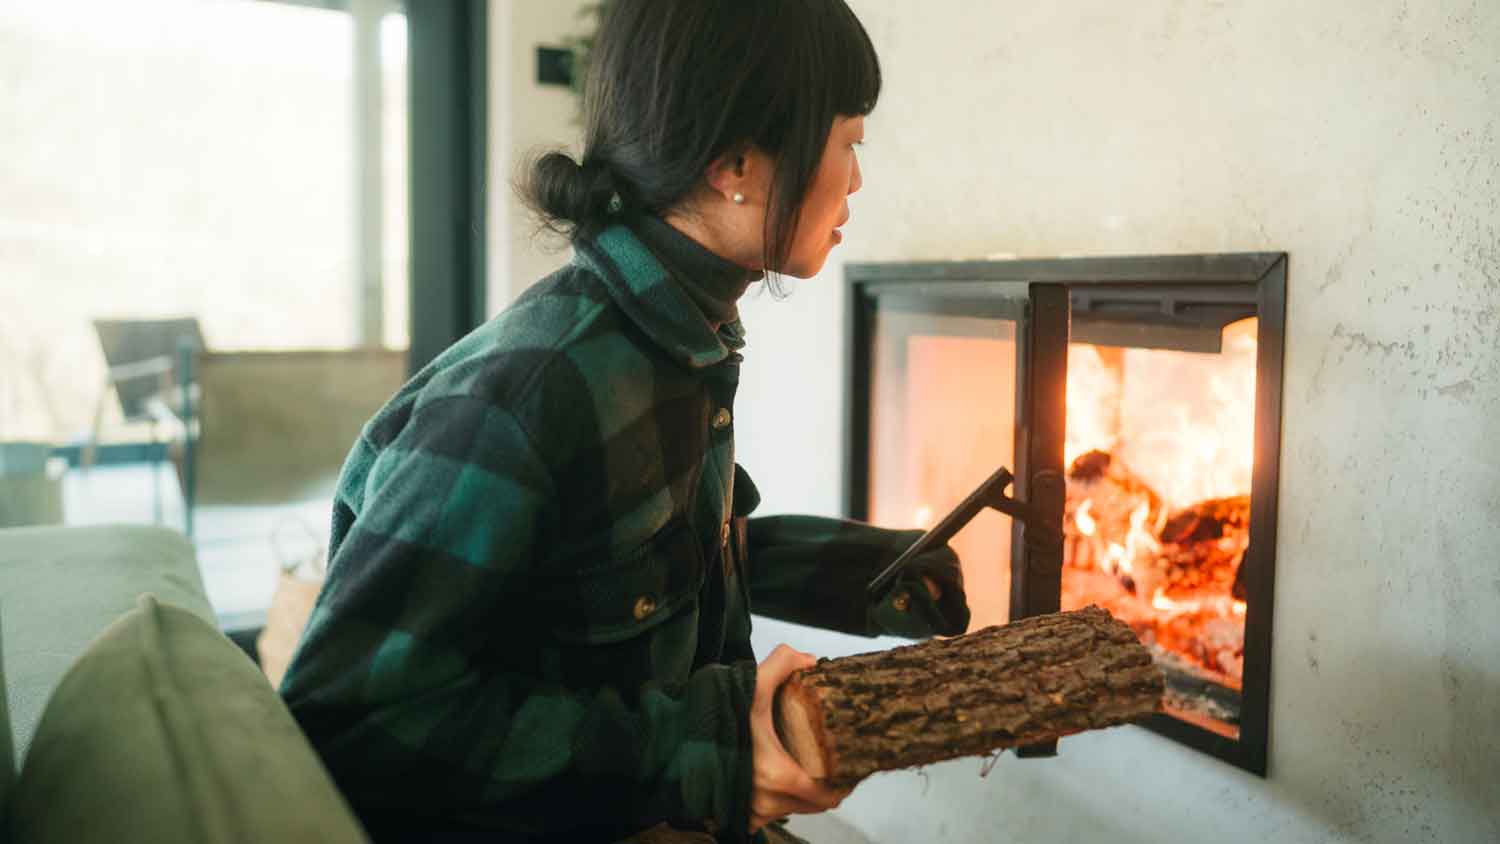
{"left": 774, "top": 606, "right": 1164, "bottom": 786}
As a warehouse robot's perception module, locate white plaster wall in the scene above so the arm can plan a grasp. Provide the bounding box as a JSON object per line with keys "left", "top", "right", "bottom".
{"left": 486, "top": 0, "right": 590, "bottom": 314}
{"left": 733, "top": 2, "right": 1500, "bottom": 843}
{"left": 489, "top": 1, "right": 1500, "bottom": 840}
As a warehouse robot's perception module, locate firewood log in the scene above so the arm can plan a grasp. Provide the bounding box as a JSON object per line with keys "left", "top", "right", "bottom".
{"left": 1065, "top": 450, "right": 1165, "bottom": 574}
{"left": 1153, "top": 494, "right": 1251, "bottom": 597}
{"left": 1159, "top": 495, "right": 1250, "bottom": 544}
{"left": 773, "top": 606, "right": 1164, "bottom": 786}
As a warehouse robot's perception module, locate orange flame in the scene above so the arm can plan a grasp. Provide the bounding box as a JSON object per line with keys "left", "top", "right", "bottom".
{"left": 1151, "top": 587, "right": 1202, "bottom": 615}
{"left": 1065, "top": 318, "right": 1258, "bottom": 509}
{"left": 1064, "top": 344, "right": 1121, "bottom": 467}
{"left": 1075, "top": 499, "right": 1096, "bottom": 536}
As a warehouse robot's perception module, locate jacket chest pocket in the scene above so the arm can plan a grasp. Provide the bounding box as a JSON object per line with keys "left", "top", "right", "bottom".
{"left": 537, "top": 520, "right": 707, "bottom": 686}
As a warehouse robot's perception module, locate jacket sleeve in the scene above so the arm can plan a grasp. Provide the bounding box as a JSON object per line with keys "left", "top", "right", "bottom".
{"left": 280, "top": 395, "right": 756, "bottom": 840}
{"left": 736, "top": 466, "right": 970, "bottom": 639}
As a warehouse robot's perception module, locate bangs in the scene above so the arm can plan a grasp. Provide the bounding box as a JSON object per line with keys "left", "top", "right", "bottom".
{"left": 750, "top": 0, "right": 882, "bottom": 290}
{"left": 815, "top": 0, "right": 882, "bottom": 117}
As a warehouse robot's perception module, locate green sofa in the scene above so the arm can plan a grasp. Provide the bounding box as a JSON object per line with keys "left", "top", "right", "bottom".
{"left": 0, "top": 525, "right": 367, "bottom": 842}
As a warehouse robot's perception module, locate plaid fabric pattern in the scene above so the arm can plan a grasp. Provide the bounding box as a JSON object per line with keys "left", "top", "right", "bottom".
{"left": 279, "top": 221, "right": 964, "bottom": 843}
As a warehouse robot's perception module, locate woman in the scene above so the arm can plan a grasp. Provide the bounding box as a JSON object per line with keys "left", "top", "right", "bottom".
{"left": 280, "top": 1, "right": 968, "bottom": 842}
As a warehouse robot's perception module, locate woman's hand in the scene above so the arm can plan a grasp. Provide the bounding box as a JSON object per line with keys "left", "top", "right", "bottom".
{"left": 748, "top": 645, "right": 852, "bottom": 833}
{"left": 905, "top": 545, "right": 969, "bottom": 636}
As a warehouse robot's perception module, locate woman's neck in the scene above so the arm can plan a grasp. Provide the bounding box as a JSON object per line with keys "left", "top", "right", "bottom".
{"left": 662, "top": 205, "right": 762, "bottom": 275}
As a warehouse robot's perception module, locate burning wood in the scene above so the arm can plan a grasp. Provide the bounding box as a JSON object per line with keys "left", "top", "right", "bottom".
{"left": 1061, "top": 450, "right": 1250, "bottom": 686}
{"left": 773, "top": 606, "right": 1164, "bottom": 786}
{"left": 1154, "top": 494, "right": 1250, "bottom": 599}
{"left": 1065, "top": 450, "right": 1164, "bottom": 582}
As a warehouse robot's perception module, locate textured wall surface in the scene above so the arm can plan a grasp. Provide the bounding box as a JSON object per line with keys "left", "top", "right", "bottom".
{"left": 730, "top": 2, "right": 1499, "bottom": 842}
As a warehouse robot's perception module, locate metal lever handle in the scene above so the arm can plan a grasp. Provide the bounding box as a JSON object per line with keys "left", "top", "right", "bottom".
{"left": 867, "top": 465, "right": 1059, "bottom": 597}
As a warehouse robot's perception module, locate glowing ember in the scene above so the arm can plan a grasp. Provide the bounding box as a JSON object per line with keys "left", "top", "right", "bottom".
{"left": 1232, "top": 600, "right": 1247, "bottom": 616}
{"left": 1151, "top": 587, "right": 1201, "bottom": 615}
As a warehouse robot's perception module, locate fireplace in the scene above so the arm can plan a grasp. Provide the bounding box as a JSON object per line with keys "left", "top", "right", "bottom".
{"left": 844, "top": 253, "right": 1287, "bottom": 774}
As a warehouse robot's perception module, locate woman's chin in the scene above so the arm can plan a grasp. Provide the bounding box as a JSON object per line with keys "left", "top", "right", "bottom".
{"left": 778, "top": 257, "right": 823, "bottom": 279}
{"left": 774, "top": 242, "right": 841, "bottom": 279}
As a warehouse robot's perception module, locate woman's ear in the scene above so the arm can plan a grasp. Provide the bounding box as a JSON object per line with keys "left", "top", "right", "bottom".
{"left": 704, "top": 144, "right": 768, "bottom": 204}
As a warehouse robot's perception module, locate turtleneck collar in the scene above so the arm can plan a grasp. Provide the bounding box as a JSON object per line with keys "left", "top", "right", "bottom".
{"left": 572, "top": 221, "right": 754, "bottom": 370}
{"left": 630, "top": 214, "right": 760, "bottom": 330}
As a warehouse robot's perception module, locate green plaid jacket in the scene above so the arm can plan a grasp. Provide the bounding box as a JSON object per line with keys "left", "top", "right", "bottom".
{"left": 280, "top": 221, "right": 966, "bottom": 843}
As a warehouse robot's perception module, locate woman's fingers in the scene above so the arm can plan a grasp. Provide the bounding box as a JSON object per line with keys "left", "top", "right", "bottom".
{"left": 750, "top": 791, "right": 825, "bottom": 820}
{"left": 758, "top": 767, "right": 845, "bottom": 810}
{"left": 754, "top": 644, "right": 816, "bottom": 706}
{"left": 749, "top": 644, "right": 855, "bottom": 832}
{"left": 749, "top": 782, "right": 849, "bottom": 831}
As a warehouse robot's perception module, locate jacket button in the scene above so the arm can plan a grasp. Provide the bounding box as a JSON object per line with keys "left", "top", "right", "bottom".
{"left": 632, "top": 595, "right": 657, "bottom": 621}
{"left": 712, "top": 407, "right": 732, "bottom": 430}
{"left": 891, "top": 590, "right": 911, "bottom": 612}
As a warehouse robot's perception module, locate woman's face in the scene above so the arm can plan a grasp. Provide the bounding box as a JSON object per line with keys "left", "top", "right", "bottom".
{"left": 779, "top": 114, "right": 864, "bottom": 278}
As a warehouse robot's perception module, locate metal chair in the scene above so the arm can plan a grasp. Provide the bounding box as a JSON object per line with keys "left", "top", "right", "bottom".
{"left": 78, "top": 318, "right": 203, "bottom": 537}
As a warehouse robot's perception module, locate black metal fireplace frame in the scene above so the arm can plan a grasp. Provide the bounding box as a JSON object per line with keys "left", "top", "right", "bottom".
{"left": 844, "top": 252, "right": 1287, "bottom": 776}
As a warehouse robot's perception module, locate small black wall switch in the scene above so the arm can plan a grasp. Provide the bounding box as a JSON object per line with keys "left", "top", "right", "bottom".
{"left": 536, "top": 46, "right": 574, "bottom": 87}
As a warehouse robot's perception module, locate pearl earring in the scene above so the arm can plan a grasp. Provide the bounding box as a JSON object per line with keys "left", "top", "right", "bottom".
{"left": 732, "top": 192, "right": 745, "bottom": 205}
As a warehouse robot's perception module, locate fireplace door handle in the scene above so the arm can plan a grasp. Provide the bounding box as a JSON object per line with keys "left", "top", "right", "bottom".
{"left": 866, "top": 465, "right": 1063, "bottom": 598}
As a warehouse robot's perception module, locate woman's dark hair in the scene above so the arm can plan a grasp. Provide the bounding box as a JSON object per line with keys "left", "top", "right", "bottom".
{"left": 520, "top": 0, "right": 881, "bottom": 281}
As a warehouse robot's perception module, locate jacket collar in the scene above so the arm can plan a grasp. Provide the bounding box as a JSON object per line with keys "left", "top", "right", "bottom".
{"left": 573, "top": 222, "right": 747, "bottom": 369}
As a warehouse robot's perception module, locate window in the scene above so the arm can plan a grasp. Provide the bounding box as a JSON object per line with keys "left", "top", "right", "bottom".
{"left": 0, "top": 0, "right": 471, "bottom": 627}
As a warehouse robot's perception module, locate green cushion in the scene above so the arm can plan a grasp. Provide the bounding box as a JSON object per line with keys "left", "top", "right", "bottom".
{"left": 0, "top": 524, "right": 213, "bottom": 761}
{"left": 6, "top": 595, "right": 367, "bottom": 843}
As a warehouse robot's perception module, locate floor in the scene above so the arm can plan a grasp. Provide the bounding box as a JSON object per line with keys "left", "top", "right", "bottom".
{"left": 59, "top": 462, "right": 332, "bottom": 629}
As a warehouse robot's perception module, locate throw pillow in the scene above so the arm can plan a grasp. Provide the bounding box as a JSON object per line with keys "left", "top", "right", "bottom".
{"left": 6, "top": 594, "right": 367, "bottom": 843}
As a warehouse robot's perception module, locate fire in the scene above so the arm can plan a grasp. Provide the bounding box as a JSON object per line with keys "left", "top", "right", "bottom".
{"left": 1125, "top": 501, "right": 1158, "bottom": 566}
{"left": 1075, "top": 499, "right": 1096, "bottom": 536}
{"left": 1066, "top": 318, "right": 1258, "bottom": 510}
{"left": 1064, "top": 344, "right": 1121, "bottom": 467}
{"left": 1060, "top": 319, "right": 1258, "bottom": 691}
{"left": 1079, "top": 499, "right": 1159, "bottom": 578}
{"left": 1151, "top": 587, "right": 1201, "bottom": 615}
{"left": 912, "top": 505, "right": 934, "bottom": 529}
{"left": 1105, "top": 542, "right": 1127, "bottom": 573}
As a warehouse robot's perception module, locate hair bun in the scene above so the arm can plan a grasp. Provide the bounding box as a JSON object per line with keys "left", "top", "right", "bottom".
{"left": 523, "top": 151, "right": 621, "bottom": 237}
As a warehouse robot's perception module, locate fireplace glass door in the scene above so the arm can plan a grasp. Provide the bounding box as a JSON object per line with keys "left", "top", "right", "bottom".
{"left": 846, "top": 255, "right": 1286, "bottom": 776}
{"left": 849, "top": 279, "right": 1070, "bottom": 646}
{"left": 867, "top": 298, "right": 1019, "bottom": 629}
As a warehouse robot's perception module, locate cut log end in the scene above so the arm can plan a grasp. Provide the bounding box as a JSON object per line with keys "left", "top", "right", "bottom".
{"left": 773, "top": 676, "right": 830, "bottom": 779}
{"left": 774, "top": 606, "right": 1164, "bottom": 786}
